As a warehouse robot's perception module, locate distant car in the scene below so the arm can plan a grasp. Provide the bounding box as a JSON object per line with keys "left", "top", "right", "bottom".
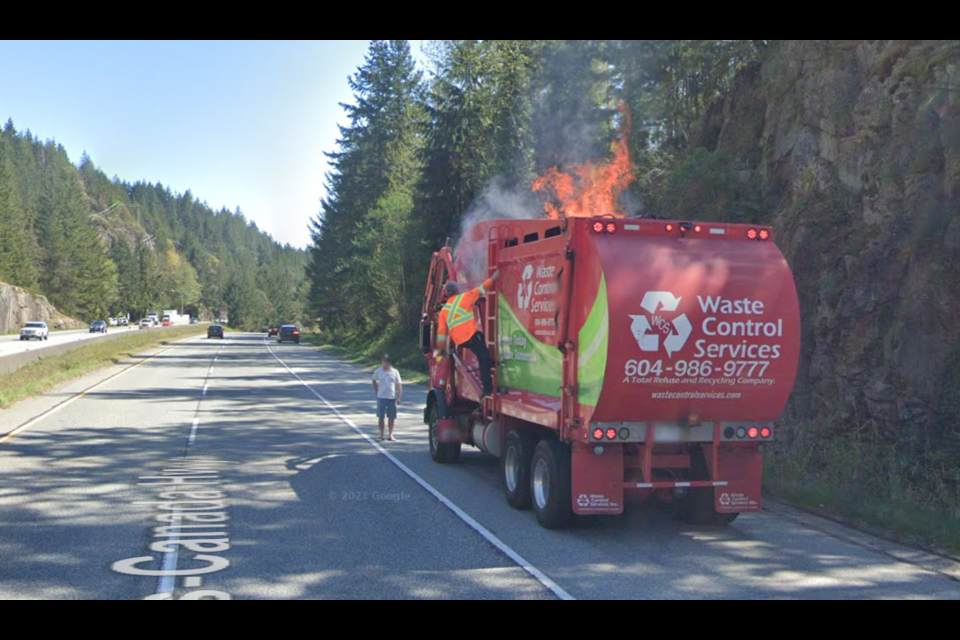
{"left": 162, "top": 319, "right": 173, "bottom": 327}
{"left": 20, "top": 322, "right": 49, "bottom": 341}
{"left": 268, "top": 326, "right": 279, "bottom": 337}
{"left": 208, "top": 325, "right": 225, "bottom": 339}
{"left": 108, "top": 317, "right": 118, "bottom": 327}
{"left": 90, "top": 320, "right": 108, "bottom": 334}
{"left": 139, "top": 319, "right": 152, "bottom": 329}
{"left": 261, "top": 326, "right": 270, "bottom": 333}
{"left": 277, "top": 325, "right": 301, "bottom": 344}
{"left": 189, "top": 317, "right": 197, "bottom": 325}
{"left": 118, "top": 317, "right": 129, "bottom": 327}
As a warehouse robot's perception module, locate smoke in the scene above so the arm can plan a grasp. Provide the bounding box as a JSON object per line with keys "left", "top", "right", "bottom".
{"left": 454, "top": 177, "right": 540, "bottom": 285}
{"left": 459, "top": 176, "right": 540, "bottom": 231}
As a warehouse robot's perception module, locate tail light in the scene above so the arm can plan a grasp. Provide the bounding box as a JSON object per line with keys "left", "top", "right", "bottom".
{"left": 605, "top": 428, "right": 618, "bottom": 441}
{"left": 747, "top": 427, "right": 759, "bottom": 439}
{"left": 758, "top": 229, "right": 770, "bottom": 241}
{"left": 592, "top": 221, "right": 605, "bottom": 233}
{"left": 694, "top": 225, "right": 702, "bottom": 233}
{"left": 747, "top": 228, "right": 758, "bottom": 240}
{"left": 760, "top": 427, "right": 771, "bottom": 439}
{"left": 665, "top": 224, "right": 674, "bottom": 232}
{"left": 605, "top": 222, "right": 617, "bottom": 234}
{"left": 592, "top": 428, "right": 604, "bottom": 441}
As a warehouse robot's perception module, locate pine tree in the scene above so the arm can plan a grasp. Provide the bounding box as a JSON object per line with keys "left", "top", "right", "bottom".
{"left": 109, "top": 237, "right": 138, "bottom": 317}
{"left": 308, "top": 40, "right": 423, "bottom": 333}
{"left": 0, "top": 138, "right": 39, "bottom": 288}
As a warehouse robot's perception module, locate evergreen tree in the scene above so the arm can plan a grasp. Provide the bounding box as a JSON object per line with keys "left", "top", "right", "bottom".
{"left": 0, "top": 122, "right": 306, "bottom": 329}
{"left": 109, "top": 237, "right": 138, "bottom": 317}
{"left": 308, "top": 40, "right": 423, "bottom": 333}
{"left": 0, "top": 139, "right": 38, "bottom": 288}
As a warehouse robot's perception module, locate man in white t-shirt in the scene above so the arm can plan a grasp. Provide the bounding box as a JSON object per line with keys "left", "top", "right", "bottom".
{"left": 372, "top": 355, "right": 403, "bottom": 443}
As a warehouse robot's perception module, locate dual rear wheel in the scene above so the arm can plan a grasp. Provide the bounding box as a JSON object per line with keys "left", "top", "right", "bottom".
{"left": 503, "top": 431, "right": 571, "bottom": 529}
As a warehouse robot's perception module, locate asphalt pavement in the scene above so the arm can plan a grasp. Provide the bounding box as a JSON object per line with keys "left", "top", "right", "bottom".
{"left": 1, "top": 332, "right": 958, "bottom": 600}
{"left": 0, "top": 327, "right": 121, "bottom": 358}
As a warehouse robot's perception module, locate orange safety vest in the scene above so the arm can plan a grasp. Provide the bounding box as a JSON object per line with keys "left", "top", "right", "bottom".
{"left": 436, "top": 278, "right": 493, "bottom": 347}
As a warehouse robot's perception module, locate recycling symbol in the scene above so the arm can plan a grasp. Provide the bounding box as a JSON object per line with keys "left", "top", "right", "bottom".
{"left": 576, "top": 494, "right": 590, "bottom": 508}
{"left": 517, "top": 264, "right": 534, "bottom": 310}
{"left": 719, "top": 493, "right": 732, "bottom": 507}
{"left": 629, "top": 291, "right": 692, "bottom": 358}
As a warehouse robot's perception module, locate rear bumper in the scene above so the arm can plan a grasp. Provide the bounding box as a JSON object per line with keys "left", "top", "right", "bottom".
{"left": 570, "top": 439, "right": 764, "bottom": 516}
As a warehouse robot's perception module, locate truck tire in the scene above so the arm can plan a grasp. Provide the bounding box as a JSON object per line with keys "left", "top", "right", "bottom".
{"left": 503, "top": 430, "right": 537, "bottom": 510}
{"left": 677, "top": 450, "right": 739, "bottom": 526}
{"left": 428, "top": 404, "right": 460, "bottom": 464}
{"left": 531, "top": 439, "right": 572, "bottom": 529}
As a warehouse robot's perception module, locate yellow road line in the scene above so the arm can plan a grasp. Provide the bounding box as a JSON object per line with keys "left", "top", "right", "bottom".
{"left": 0, "top": 345, "right": 179, "bottom": 446}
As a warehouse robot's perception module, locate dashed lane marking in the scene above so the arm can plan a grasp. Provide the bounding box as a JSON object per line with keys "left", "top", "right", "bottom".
{"left": 264, "top": 338, "right": 576, "bottom": 601}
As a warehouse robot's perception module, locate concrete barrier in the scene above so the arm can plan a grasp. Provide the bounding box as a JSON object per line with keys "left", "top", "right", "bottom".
{"left": 0, "top": 327, "right": 206, "bottom": 376}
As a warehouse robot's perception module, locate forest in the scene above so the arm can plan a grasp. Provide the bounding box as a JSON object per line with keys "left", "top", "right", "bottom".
{"left": 309, "top": 40, "right": 765, "bottom": 353}
{"left": 0, "top": 121, "right": 306, "bottom": 328}
{"left": 311, "top": 40, "right": 960, "bottom": 542}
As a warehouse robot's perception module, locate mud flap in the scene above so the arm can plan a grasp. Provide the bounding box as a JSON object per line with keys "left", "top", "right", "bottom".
{"left": 570, "top": 441, "right": 624, "bottom": 515}
{"left": 715, "top": 448, "right": 763, "bottom": 514}
{"left": 437, "top": 418, "right": 460, "bottom": 444}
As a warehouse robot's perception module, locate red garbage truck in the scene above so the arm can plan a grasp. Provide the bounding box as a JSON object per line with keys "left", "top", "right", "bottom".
{"left": 421, "top": 217, "right": 800, "bottom": 529}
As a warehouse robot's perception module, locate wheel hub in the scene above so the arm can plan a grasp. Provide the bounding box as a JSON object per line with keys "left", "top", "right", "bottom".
{"left": 504, "top": 448, "right": 519, "bottom": 492}
{"left": 533, "top": 459, "right": 550, "bottom": 510}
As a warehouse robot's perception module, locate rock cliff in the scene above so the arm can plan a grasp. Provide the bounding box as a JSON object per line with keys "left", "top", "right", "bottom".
{"left": 679, "top": 41, "right": 960, "bottom": 441}
{"left": 0, "top": 282, "right": 84, "bottom": 333}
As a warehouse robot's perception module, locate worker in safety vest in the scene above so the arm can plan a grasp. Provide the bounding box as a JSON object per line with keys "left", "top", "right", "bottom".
{"left": 436, "top": 271, "right": 500, "bottom": 396}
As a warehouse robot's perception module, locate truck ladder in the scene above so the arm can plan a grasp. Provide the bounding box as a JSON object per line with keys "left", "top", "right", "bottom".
{"left": 483, "top": 227, "right": 503, "bottom": 419}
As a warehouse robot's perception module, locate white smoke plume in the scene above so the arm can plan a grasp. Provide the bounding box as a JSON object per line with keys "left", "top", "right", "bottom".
{"left": 454, "top": 177, "right": 541, "bottom": 285}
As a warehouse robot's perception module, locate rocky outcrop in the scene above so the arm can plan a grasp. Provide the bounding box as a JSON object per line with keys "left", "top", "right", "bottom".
{"left": 707, "top": 41, "right": 960, "bottom": 438}
{"left": 0, "top": 283, "right": 84, "bottom": 333}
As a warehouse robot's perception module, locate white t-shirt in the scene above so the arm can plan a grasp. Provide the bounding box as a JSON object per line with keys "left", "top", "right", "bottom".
{"left": 373, "top": 366, "right": 402, "bottom": 400}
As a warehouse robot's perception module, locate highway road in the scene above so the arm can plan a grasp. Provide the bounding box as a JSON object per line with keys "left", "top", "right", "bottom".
{"left": 0, "top": 327, "right": 128, "bottom": 359}
{"left": 1, "top": 333, "right": 958, "bottom": 600}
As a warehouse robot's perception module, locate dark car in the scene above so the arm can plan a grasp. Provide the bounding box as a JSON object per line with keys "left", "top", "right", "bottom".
{"left": 261, "top": 326, "right": 270, "bottom": 333}
{"left": 277, "top": 325, "right": 300, "bottom": 344}
{"left": 90, "top": 320, "right": 108, "bottom": 334}
{"left": 208, "top": 325, "right": 225, "bottom": 339}
{"left": 268, "top": 326, "right": 279, "bottom": 337}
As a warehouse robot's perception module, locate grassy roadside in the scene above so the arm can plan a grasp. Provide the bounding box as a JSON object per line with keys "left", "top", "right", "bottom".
{"left": 302, "top": 331, "right": 429, "bottom": 384}
{"left": 765, "top": 436, "right": 960, "bottom": 555}
{"left": 0, "top": 326, "right": 206, "bottom": 409}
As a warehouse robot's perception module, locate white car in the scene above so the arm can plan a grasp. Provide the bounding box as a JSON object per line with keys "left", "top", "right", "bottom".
{"left": 139, "top": 319, "right": 153, "bottom": 329}
{"left": 20, "top": 322, "right": 50, "bottom": 341}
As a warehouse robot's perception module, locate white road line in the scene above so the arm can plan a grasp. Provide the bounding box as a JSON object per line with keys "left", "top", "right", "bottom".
{"left": 157, "top": 513, "right": 183, "bottom": 594}
{"left": 1, "top": 344, "right": 179, "bottom": 445}
{"left": 156, "top": 342, "right": 226, "bottom": 596}
{"left": 187, "top": 418, "right": 200, "bottom": 447}
{"left": 264, "top": 339, "right": 576, "bottom": 602}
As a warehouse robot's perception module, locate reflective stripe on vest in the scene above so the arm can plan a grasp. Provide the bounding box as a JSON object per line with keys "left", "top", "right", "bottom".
{"left": 446, "top": 294, "right": 475, "bottom": 329}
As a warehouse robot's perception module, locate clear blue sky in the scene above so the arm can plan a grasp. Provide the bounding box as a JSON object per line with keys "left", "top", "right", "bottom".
{"left": 0, "top": 40, "right": 426, "bottom": 248}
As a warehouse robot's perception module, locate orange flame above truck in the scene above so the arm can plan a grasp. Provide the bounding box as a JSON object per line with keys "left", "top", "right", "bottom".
{"left": 531, "top": 105, "right": 635, "bottom": 219}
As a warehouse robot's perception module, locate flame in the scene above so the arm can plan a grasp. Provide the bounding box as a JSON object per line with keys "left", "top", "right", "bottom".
{"left": 532, "top": 105, "right": 635, "bottom": 219}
